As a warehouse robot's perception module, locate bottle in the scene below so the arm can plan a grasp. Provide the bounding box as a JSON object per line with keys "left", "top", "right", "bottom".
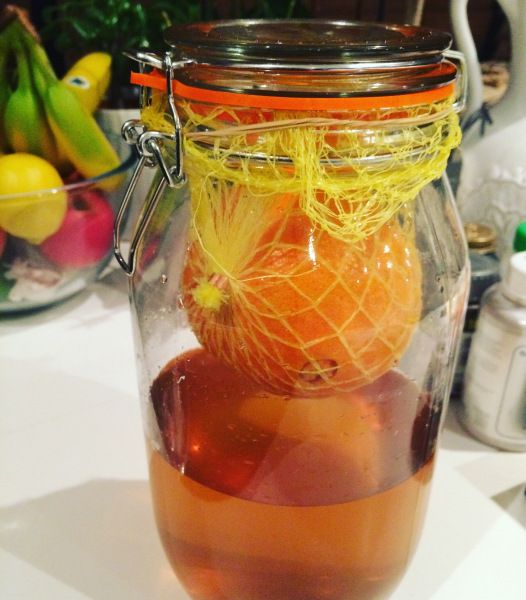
{"left": 461, "top": 250, "right": 526, "bottom": 451}
{"left": 513, "top": 221, "right": 526, "bottom": 253}
{"left": 451, "top": 223, "right": 500, "bottom": 398}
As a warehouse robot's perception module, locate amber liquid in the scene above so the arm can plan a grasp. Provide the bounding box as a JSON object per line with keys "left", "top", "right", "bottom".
{"left": 148, "top": 350, "right": 439, "bottom": 600}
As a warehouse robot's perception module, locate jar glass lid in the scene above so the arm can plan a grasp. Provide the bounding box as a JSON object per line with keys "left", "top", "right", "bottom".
{"left": 164, "top": 19, "right": 452, "bottom": 68}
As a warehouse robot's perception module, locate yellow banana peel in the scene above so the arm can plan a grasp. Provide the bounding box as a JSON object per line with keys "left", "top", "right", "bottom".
{"left": 62, "top": 52, "right": 112, "bottom": 113}
{"left": 28, "top": 40, "right": 122, "bottom": 190}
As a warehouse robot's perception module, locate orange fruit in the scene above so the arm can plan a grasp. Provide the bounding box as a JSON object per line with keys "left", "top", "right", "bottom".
{"left": 183, "top": 206, "right": 422, "bottom": 396}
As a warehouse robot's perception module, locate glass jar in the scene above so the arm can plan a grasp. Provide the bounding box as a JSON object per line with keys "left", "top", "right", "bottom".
{"left": 115, "top": 20, "right": 469, "bottom": 600}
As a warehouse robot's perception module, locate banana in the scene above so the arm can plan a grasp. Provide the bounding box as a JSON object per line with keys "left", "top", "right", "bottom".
{"left": 0, "top": 42, "right": 11, "bottom": 153}
{"left": 29, "top": 44, "right": 121, "bottom": 188}
{"left": 62, "top": 52, "right": 112, "bottom": 113}
{"left": 0, "top": 16, "right": 14, "bottom": 153}
{"left": 3, "top": 41, "right": 59, "bottom": 161}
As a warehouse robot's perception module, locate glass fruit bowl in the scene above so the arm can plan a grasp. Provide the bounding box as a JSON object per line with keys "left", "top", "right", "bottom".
{"left": 0, "top": 146, "right": 135, "bottom": 314}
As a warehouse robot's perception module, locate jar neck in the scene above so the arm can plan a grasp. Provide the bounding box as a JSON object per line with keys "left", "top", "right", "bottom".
{"left": 175, "top": 60, "right": 457, "bottom": 101}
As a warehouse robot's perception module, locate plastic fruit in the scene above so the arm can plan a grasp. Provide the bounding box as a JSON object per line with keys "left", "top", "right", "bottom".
{"left": 0, "top": 153, "right": 67, "bottom": 244}
{"left": 183, "top": 207, "right": 422, "bottom": 396}
{"left": 40, "top": 188, "right": 114, "bottom": 268}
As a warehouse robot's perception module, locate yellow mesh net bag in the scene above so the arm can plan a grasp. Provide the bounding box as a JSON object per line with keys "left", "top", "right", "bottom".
{"left": 140, "top": 87, "right": 460, "bottom": 395}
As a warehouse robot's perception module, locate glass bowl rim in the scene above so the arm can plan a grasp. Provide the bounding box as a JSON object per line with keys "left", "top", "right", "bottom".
{"left": 0, "top": 144, "right": 136, "bottom": 202}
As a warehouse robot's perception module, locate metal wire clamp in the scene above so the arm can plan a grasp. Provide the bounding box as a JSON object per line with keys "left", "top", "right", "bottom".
{"left": 113, "top": 52, "right": 189, "bottom": 276}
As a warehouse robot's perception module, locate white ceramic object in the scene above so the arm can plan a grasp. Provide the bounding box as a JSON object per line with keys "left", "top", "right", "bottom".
{"left": 450, "top": 0, "right": 526, "bottom": 255}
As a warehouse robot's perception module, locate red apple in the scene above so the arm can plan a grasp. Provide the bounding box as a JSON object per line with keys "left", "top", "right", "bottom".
{"left": 40, "top": 188, "right": 114, "bottom": 268}
{"left": 0, "top": 228, "right": 6, "bottom": 259}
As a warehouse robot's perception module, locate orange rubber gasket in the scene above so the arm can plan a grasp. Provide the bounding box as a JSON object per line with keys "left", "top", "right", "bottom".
{"left": 131, "top": 70, "right": 455, "bottom": 110}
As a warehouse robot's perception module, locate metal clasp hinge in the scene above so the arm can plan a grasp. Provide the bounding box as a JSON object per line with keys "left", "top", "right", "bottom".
{"left": 113, "top": 52, "right": 189, "bottom": 276}
{"left": 445, "top": 49, "right": 468, "bottom": 115}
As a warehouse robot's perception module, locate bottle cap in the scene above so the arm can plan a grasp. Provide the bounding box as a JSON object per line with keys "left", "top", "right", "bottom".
{"left": 464, "top": 223, "right": 497, "bottom": 253}
{"left": 502, "top": 251, "right": 526, "bottom": 304}
{"left": 513, "top": 221, "right": 526, "bottom": 252}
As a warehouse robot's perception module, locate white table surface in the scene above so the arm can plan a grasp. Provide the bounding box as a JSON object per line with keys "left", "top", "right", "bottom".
{"left": 1, "top": 265, "right": 526, "bottom": 600}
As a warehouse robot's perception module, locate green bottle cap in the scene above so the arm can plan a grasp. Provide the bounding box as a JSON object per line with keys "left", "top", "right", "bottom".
{"left": 513, "top": 222, "right": 526, "bottom": 252}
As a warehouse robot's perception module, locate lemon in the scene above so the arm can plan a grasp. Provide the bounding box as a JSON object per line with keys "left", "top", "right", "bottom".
{"left": 0, "top": 153, "right": 67, "bottom": 244}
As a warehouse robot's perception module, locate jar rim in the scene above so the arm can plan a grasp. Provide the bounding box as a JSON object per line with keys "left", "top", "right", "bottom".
{"left": 164, "top": 19, "right": 452, "bottom": 68}
{"left": 157, "top": 20, "right": 460, "bottom": 102}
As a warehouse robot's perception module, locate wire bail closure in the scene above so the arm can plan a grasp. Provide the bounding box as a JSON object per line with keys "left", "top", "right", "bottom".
{"left": 444, "top": 49, "right": 467, "bottom": 114}
{"left": 113, "top": 52, "right": 189, "bottom": 276}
